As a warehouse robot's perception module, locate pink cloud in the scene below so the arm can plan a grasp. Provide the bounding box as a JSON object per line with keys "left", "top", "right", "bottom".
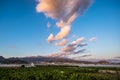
{"left": 46, "top": 34, "right": 54, "bottom": 43}
{"left": 55, "top": 39, "right": 68, "bottom": 46}
{"left": 89, "top": 37, "right": 96, "bottom": 42}
{"left": 71, "top": 37, "right": 85, "bottom": 45}
{"left": 54, "top": 25, "right": 71, "bottom": 40}
{"left": 36, "top": 0, "right": 92, "bottom": 42}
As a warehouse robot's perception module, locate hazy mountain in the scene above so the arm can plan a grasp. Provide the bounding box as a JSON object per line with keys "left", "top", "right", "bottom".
{"left": 0, "top": 56, "right": 5, "bottom": 62}
{"left": 0, "top": 56, "right": 120, "bottom": 64}
{"left": 0, "top": 56, "right": 28, "bottom": 64}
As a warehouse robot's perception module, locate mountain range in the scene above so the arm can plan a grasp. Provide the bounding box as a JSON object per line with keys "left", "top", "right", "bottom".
{"left": 0, "top": 56, "right": 120, "bottom": 64}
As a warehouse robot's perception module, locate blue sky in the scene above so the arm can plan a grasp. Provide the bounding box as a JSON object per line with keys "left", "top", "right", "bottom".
{"left": 0, "top": 0, "right": 120, "bottom": 59}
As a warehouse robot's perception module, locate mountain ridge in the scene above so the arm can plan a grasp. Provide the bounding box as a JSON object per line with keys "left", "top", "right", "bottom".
{"left": 0, "top": 56, "right": 120, "bottom": 64}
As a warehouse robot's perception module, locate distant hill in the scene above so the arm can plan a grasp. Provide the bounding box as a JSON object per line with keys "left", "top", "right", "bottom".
{"left": 0, "top": 56, "right": 5, "bottom": 62}
{"left": 0, "top": 56, "right": 28, "bottom": 64}
{"left": 0, "top": 56, "right": 120, "bottom": 64}
{"left": 19, "top": 56, "right": 81, "bottom": 63}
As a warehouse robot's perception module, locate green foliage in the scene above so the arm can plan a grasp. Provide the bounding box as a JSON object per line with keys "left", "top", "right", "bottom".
{"left": 0, "top": 66, "right": 119, "bottom": 80}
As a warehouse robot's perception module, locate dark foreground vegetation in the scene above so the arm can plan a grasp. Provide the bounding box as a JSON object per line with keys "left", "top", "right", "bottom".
{"left": 0, "top": 65, "right": 120, "bottom": 80}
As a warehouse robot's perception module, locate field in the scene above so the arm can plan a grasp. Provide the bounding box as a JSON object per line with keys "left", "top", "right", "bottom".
{"left": 0, "top": 65, "right": 120, "bottom": 80}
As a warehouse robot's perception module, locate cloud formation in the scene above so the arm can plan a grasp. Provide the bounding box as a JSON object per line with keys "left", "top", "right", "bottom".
{"left": 48, "top": 49, "right": 87, "bottom": 58}
{"left": 60, "top": 37, "right": 84, "bottom": 52}
{"left": 74, "top": 49, "right": 86, "bottom": 54}
{"left": 50, "top": 37, "right": 87, "bottom": 57}
{"left": 47, "top": 22, "right": 51, "bottom": 28}
{"left": 36, "top": 0, "right": 92, "bottom": 42}
{"left": 73, "top": 54, "right": 92, "bottom": 59}
{"left": 61, "top": 44, "right": 76, "bottom": 52}
{"left": 115, "top": 56, "right": 120, "bottom": 59}
{"left": 47, "top": 34, "right": 54, "bottom": 43}
{"left": 55, "top": 39, "right": 68, "bottom": 46}
{"left": 81, "top": 54, "right": 92, "bottom": 57}
{"left": 78, "top": 43, "right": 88, "bottom": 47}
{"left": 36, "top": 0, "right": 93, "bottom": 59}
{"left": 54, "top": 25, "right": 71, "bottom": 40}
{"left": 36, "top": 0, "right": 91, "bottom": 20}
{"left": 71, "top": 37, "right": 84, "bottom": 45}
{"left": 89, "top": 37, "right": 96, "bottom": 42}
{"left": 60, "top": 37, "right": 85, "bottom": 53}
{"left": 47, "top": 26, "right": 71, "bottom": 43}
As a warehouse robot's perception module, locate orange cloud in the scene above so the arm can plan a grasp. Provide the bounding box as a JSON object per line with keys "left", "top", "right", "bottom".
{"left": 36, "top": 0, "right": 67, "bottom": 19}
{"left": 36, "top": 0, "right": 92, "bottom": 42}
{"left": 55, "top": 39, "right": 68, "bottom": 46}
{"left": 47, "top": 34, "right": 54, "bottom": 43}
{"left": 55, "top": 25, "right": 71, "bottom": 40}
{"left": 71, "top": 37, "right": 85, "bottom": 45}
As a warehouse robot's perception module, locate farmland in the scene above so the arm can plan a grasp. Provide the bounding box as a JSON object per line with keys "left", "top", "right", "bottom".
{"left": 0, "top": 65, "right": 120, "bottom": 80}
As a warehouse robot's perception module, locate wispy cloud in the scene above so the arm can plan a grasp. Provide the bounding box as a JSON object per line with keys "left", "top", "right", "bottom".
{"left": 60, "top": 37, "right": 85, "bottom": 53}
{"left": 73, "top": 54, "right": 92, "bottom": 59}
{"left": 74, "top": 49, "right": 87, "bottom": 54}
{"left": 71, "top": 37, "right": 85, "bottom": 45}
{"left": 48, "top": 37, "right": 88, "bottom": 58}
{"left": 55, "top": 39, "right": 68, "bottom": 46}
{"left": 47, "top": 22, "right": 51, "bottom": 28}
{"left": 89, "top": 37, "right": 96, "bottom": 42}
{"left": 78, "top": 43, "right": 88, "bottom": 47}
{"left": 115, "top": 56, "right": 120, "bottom": 59}
{"left": 61, "top": 44, "right": 77, "bottom": 52}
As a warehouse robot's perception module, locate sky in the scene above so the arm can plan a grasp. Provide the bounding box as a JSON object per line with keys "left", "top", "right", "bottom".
{"left": 0, "top": 0, "right": 120, "bottom": 59}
